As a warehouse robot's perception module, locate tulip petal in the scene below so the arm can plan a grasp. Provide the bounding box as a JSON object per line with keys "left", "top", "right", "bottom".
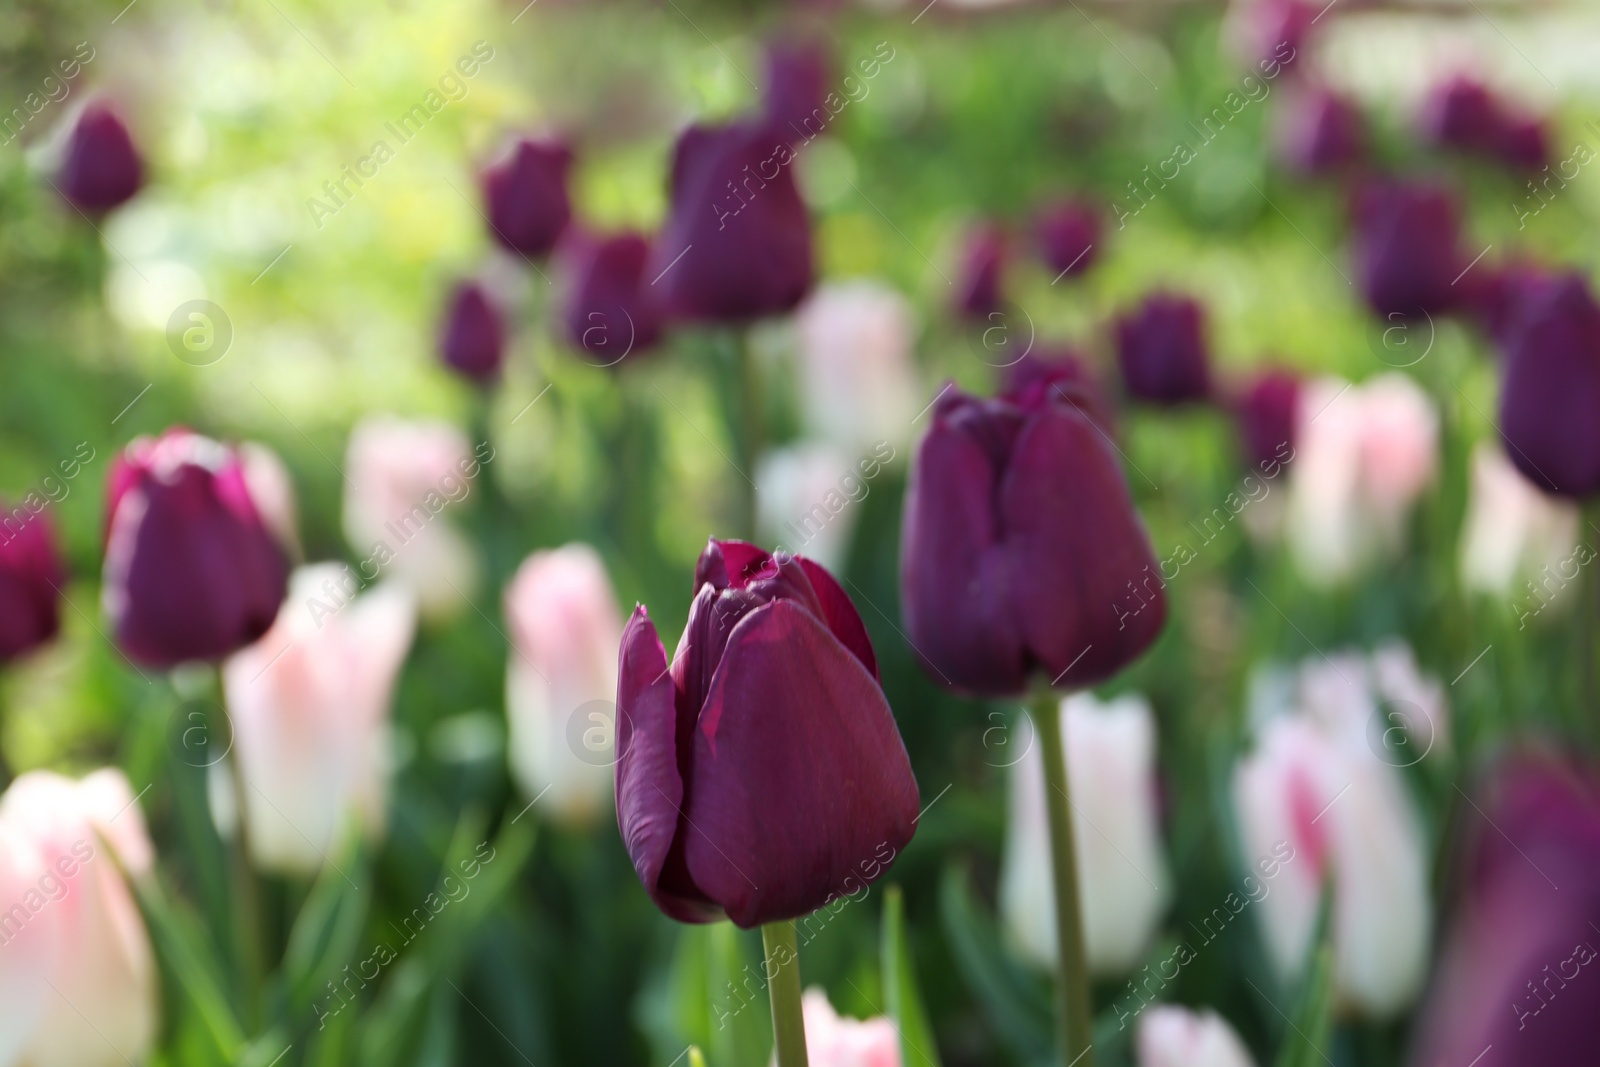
{"left": 796, "top": 557, "right": 879, "bottom": 681}
{"left": 682, "top": 599, "right": 919, "bottom": 927}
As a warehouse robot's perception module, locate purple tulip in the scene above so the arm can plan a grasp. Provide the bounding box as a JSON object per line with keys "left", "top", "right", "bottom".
{"left": 1035, "top": 200, "right": 1101, "bottom": 280}
{"left": 649, "top": 122, "right": 814, "bottom": 323}
{"left": 899, "top": 378, "right": 1167, "bottom": 697}
{"left": 1236, "top": 0, "right": 1318, "bottom": 73}
{"left": 1495, "top": 117, "right": 1549, "bottom": 170}
{"left": 1409, "top": 756, "right": 1600, "bottom": 1067}
{"left": 1421, "top": 76, "right": 1548, "bottom": 170}
{"left": 1463, "top": 258, "right": 1553, "bottom": 346}
{"left": 615, "top": 539, "right": 918, "bottom": 926}
{"left": 1351, "top": 179, "right": 1466, "bottom": 318}
{"left": 57, "top": 102, "right": 143, "bottom": 214}
{"left": 1232, "top": 368, "right": 1301, "bottom": 470}
{"left": 1003, "top": 349, "right": 1117, "bottom": 438}
{"left": 102, "top": 429, "right": 289, "bottom": 668}
{"left": 0, "top": 511, "right": 65, "bottom": 663}
{"left": 1114, "top": 293, "right": 1212, "bottom": 405}
{"left": 559, "top": 231, "right": 663, "bottom": 366}
{"left": 481, "top": 137, "right": 573, "bottom": 258}
{"left": 762, "top": 40, "right": 832, "bottom": 143}
{"left": 954, "top": 224, "right": 1006, "bottom": 320}
{"left": 438, "top": 281, "right": 505, "bottom": 384}
{"left": 1496, "top": 273, "right": 1600, "bottom": 497}
{"left": 1275, "top": 86, "right": 1365, "bottom": 174}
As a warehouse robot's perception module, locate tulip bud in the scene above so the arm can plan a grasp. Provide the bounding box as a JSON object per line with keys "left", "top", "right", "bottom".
{"left": 1001, "top": 692, "right": 1170, "bottom": 976}
{"left": 503, "top": 544, "right": 623, "bottom": 825}
{"left": 1034, "top": 200, "right": 1100, "bottom": 280}
{"left": 1137, "top": 1006, "right": 1258, "bottom": 1067}
{"left": 794, "top": 281, "right": 921, "bottom": 453}
{"left": 762, "top": 40, "right": 832, "bottom": 143}
{"left": 438, "top": 280, "right": 506, "bottom": 384}
{"left": 1410, "top": 756, "right": 1600, "bottom": 1067}
{"left": 651, "top": 121, "right": 814, "bottom": 322}
{"left": 0, "top": 509, "right": 65, "bottom": 663}
{"left": 0, "top": 768, "right": 158, "bottom": 1067}
{"left": 1231, "top": 368, "right": 1300, "bottom": 471}
{"left": 1421, "top": 76, "right": 1548, "bottom": 170}
{"left": 57, "top": 101, "right": 143, "bottom": 214}
{"left": 559, "top": 231, "right": 663, "bottom": 366}
{"left": 774, "top": 989, "right": 901, "bottom": 1067}
{"left": 1275, "top": 87, "right": 1364, "bottom": 175}
{"left": 220, "top": 565, "right": 416, "bottom": 873}
{"left": 1459, "top": 442, "right": 1580, "bottom": 597}
{"left": 1233, "top": 659, "right": 1431, "bottom": 1016}
{"left": 615, "top": 539, "right": 918, "bottom": 926}
{"left": 1114, "top": 293, "right": 1212, "bottom": 405}
{"left": 102, "top": 429, "right": 289, "bottom": 668}
{"left": 901, "top": 377, "right": 1165, "bottom": 697}
{"left": 481, "top": 136, "right": 573, "bottom": 258}
{"left": 953, "top": 224, "right": 1006, "bottom": 320}
{"left": 1351, "top": 179, "right": 1466, "bottom": 317}
{"left": 1497, "top": 273, "right": 1600, "bottom": 497}
{"left": 343, "top": 417, "right": 482, "bottom": 619}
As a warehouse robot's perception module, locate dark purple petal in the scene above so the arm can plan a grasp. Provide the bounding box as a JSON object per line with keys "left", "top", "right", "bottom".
{"left": 1233, "top": 368, "right": 1301, "bottom": 470}
{"left": 795, "top": 557, "right": 878, "bottom": 681}
{"left": 761, "top": 40, "right": 832, "bottom": 143}
{"left": 681, "top": 599, "right": 918, "bottom": 927}
{"left": 1003, "top": 350, "right": 1117, "bottom": 437}
{"left": 559, "top": 231, "right": 662, "bottom": 366}
{"left": 1351, "top": 179, "right": 1465, "bottom": 317}
{"left": 58, "top": 102, "right": 143, "bottom": 214}
{"left": 1114, "top": 293, "right": 1211, "bottom": 405}
{"left": 954, "top": 224, "right": 1006, "bottom": 320}
{"left": 1034, "top": 201, "right": 1100, "bottom": 279}
{"left": 1497, "top": 274, "right": 1600, "bottom": 496}
{"left": 439, "top": 281, "right": 505, "bottom": 384}
{"left": 1275, "top": 87, "right": 1364, "bottom": 175}
{"left": 0, "top": 510, "right": 64, "bottom": 662}
{"left": 482, "top": 137, "right": 573, "bottom": 258}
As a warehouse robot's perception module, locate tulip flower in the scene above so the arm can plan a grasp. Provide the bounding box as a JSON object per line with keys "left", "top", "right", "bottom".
{"left": 1003, "top": 349, "right": 1117, "bottom": 439}
{"left": 559, "top": 230, "right": 663, "bottom": 366}
{"left": 1409, "top": 756, "right": 1600, "bottom": 1067}
{"left": 1137, "top": 1006, "right": 1258, "bottom": 1067}
{"left": 1464, "top": 258, "right": 1553, "bottom": 345}
{"left": 343, "top": 416, "right": 486, "bottom": 618}
{"left": 1421, "top": 76, "right": 1548, "bottom": 169}
{"left": 1497, "top": 273, "right": 1600, "bottom": 497}
{"left": 1350, "top": 179, "right": 1466, "bottom": 318}
{"left": 900, "top": 377, "right": 1166, "bottom": 697}
{"left": 762, "top": 40, "right": 832, "bottom": 143}
{"left": 1226, "top": 0, "right": 1317, "bottom": 72}
{"left": 774, "top": 989, "right": 901, "bottom": 1067}
{"left": 650, "top": 121, "right": 814, "bottom": 322}
{"left": 102, "top": 429, "right": 289, "bottom": 668}
{"left": 1113, "top": 292, "right": 1211, "bottom": 406}
{"left": 0, "top": 508, "right": 65, "bottom": 663}
{"left": 615, "top": 539, "right": 918, "bottom": 927}
{"left": 220, "top": 564, "right": 416, "bottom": 873}
{"left": 0, "top": 768, "right": 158, "bottom": 1067}
{"left": 1459, "top": 442, "right": 1580, "bottom": 599}
{"left": 1000, "top": 692, "right": 1170, "bottom": 976}
{"left": 57, "top": 101, "right": 143, "bottom": 214}
{"left": 1275, "top": 87, "right": 1364, "bottom": 175}
{"left": 1232, "top": 368, "right": 1300, "bottom": 472}
{"left": 1285, "top": 373, "right": 1438, "bottom": 584}
{"left": 438, "top": 280, "right": 506, "bottom": 384}
{"left": 1035, "top": 200, "right": 1100, "bottom": 280}
{"left": 793, "top": 281, "right": 921, "bottom": 453}
{"left": 503, "top": 544, "right": 624, "bottom": 825}
{"left": 953, "top": 224, "right": 1006, "bottom": 320}
{"left": 481, "top": 136, "right": 573, "bottom": 258}
{"left": 1233, "top": 656, "right": 1432, "bottom": 1017}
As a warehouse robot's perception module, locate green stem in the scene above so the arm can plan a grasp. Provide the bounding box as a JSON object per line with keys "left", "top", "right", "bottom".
{"left": 1029, "top": 688, "right": 1095, "bottom": 1067}
{"left": 214, "top": 694, "right": 266, "bottom": 1027}
{"left": 712, "top": 329, "right": 762, "bottom": 542}
{"left": 762, "top": 920, "right": 809, "bottom": 1067}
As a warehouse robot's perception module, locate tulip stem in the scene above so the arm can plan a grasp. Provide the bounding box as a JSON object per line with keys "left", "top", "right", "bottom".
{"left": 714, "top": 329, "right": 762, "bottom": 541}
{"left": 1029, "top": 688, "right": 1096, "bottom": 1067}
{"left": 762, "top": 920, "right": 810, "bottom": 1067}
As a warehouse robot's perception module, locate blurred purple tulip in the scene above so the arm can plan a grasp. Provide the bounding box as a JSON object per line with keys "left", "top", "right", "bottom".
{"left": 1497, "top": 272, "right": 1600, "bottom": 497}
{"left": 1233, "top": 368, "right": 1301, "bottom": 470}
{"left": 1004, "top": 349, "right": 1117, "bottom": 437}
{"left": 57, "top": 102, "right": 143, "bottom": 214}
{"left": 1409, "top": 756, "right": 1600, "bottom": 1067}
{"left": 615, "top": 539, "right": 917, "bottom": 926}
{"left": 650, "top": 122, "right": 814, "bottom": 322}
{"left": 1275, "top": 86, "right": 1365, "bottom": 175}
{"left": 762, "top": 39, "right": 832, "bottom": 142}
{"left": 1464, "top": 258, "right": 1554, "bottom": 346}
{"left": 1351, "top": 179, "right": 1466, "bottom": 318}
{"left": 481, "top": 137, "right": 573, "bottom": 258}
{"left": 560, "top": 231, "right": 663, "bottom": 366}
{"left": 1035, "top": 200, "right": 1101, "bottom": 279}
{"left": 1114, "top": 293, "right": 1212, "bottom": 405}
{"left": 102, "top": 429, "right": 288, "bottom": 668}
{"left": 0, "top": 510, "right": 64, "bottom": 663}
{"left": 1421, "top": 76, "right": 1548, "bottom": 170}
{"left": 1231, "top": 0, "right": 1318, "bottom": 73}
{"left": 438, "top": 280, "right": 505, "bottom": 384}
{"left": 899, "top": 377, "right": 1166, "bottom": 697}
{"left": 954, "top": 224, "right": 1006, "bottom": 320}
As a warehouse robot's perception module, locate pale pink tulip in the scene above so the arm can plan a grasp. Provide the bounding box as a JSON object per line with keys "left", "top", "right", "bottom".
{"left": 239, "top": 441, "right": 301, "bottom": 560}
{"left": 758, "top": 442, "right": 862, "bottom": 571}
{"left": 343, "top": 416, "right": 488, "bottom": 619}
{"left": 503, "top": 544, "right": 623, "bottom": 825}
{"left": 1137, "top": 1006, "right": 1258, "bottom": 1067}
{"left": 220, "top": 563, "right": 416, "bottom": 873}
{"left": 794, "top": 282, "right": 922, "bottom": 455}
{"left": 1001, "top": 692, "right": 1170, "bottom": 976}
{"left": 0, "top": 768, "right": 157, "bottom": 1067}
{"left": 1459, "top": 441, "right": 1580, "bottom": 599}
{"left": 1233, "top": 655, "right": 1432, "bottom": 1017}
{"left": 770, "top": 988, "right": 900, "bottom": 1067}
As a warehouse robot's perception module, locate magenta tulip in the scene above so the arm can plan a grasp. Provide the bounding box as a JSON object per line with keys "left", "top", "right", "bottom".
{"left": 439, "top": 280, "right": 505, "bottom": 384}
{"left": 1035, "top": 201, "right": 1100, "bottom": 280}
{"left": 0, "top": 510, "right": 65, "bottom": 662}
{"left": 1275, "top": 87, "right": 1364, "bottom": 175}
{"left": 1233, "top": 368, "right": 1301, "bottom": 470}
{"left": 1421, "top": 76, "right": 1548, "bottom": 170}
{"left": 900, "top": 378, "right": 1166, "bottom": 697}
{"left": 57, "top": 102, "right": 143, "bottom": 214}
{"left": 481, "top": 137, "right": 573, "bottom": 258}
{"left": 560, "top": 231, "right": 663, "bottom": 365}
{"left": 1114, "top": 293, "right": 1212, "bottom": 405}
{"left": 1497, "top": 272, "right": 1600, "bottom": 497}
{"left": 615, "top": 539, "right": 918, "bottom": 926}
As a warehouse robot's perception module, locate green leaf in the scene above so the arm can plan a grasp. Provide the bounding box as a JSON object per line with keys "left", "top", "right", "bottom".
{"left": 132, "top": 873, "right": 247, "bottom": 1062}
{"left": 687, "top": 1047, "right": 709, "bottom": 1067}
{"left": 880, "top": 884, "right": 942, "bottom": 1067}
{"left": 1273, "top": 893, "right": 1336, "bottom": 1067}
{"left": 937, "top": 863, "right": 1053, "bottom": 1062}
{"left": 278, "top": 834, "right": 372, "bottom": 1019}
